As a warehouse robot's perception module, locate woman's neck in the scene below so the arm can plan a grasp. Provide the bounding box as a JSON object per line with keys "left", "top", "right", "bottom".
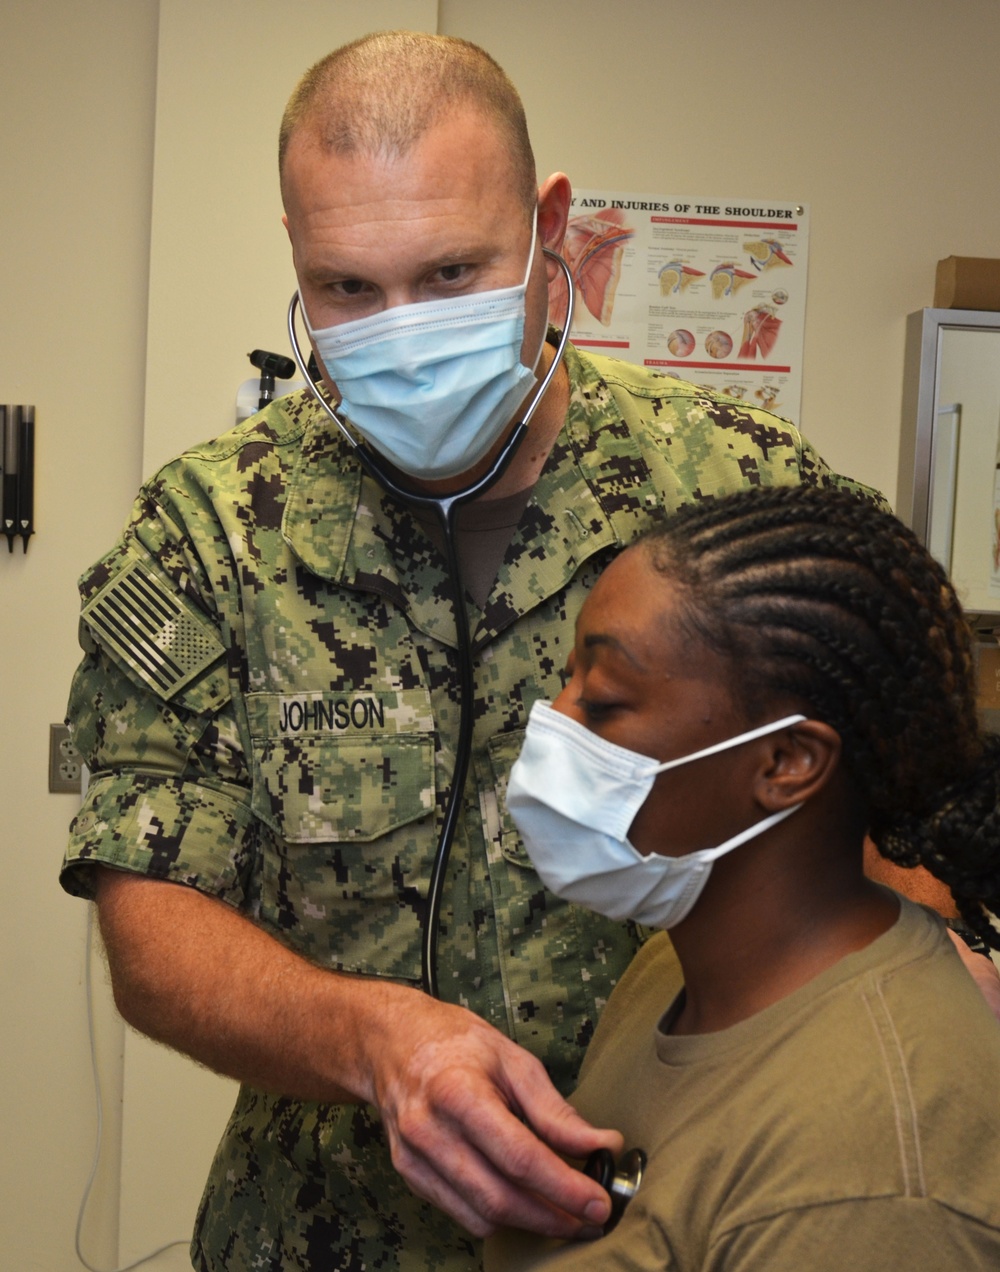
{"left": 666, "top": 824, "right": 899, "bottom": 1036}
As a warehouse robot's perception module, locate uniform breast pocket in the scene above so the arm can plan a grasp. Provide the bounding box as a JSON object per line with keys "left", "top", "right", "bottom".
{"left": 246, "top": 693, "right": 437, "bottom": 979}
{"left": 251, "top": 731, "right": 434, "bottom": 844}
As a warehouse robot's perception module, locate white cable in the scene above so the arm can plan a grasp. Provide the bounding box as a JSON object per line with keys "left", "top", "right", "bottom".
{"left": 75, "top": 903, "right": 191, "bottom": 1272}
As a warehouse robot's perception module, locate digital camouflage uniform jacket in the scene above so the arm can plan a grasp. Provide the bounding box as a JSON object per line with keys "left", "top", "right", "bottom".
{"left": 61, "top": 343, "right": 880, "bottom": 1271}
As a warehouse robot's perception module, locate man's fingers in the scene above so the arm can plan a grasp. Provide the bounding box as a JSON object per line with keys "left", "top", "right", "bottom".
{"left": 515, "top": 1079, "right": 625, "bottom": 1160}
{"left": 392, "top": 1115, "right": 609, "bottom": 1240}
{"left": 491, "top": 1041, "right": 624, "bottom": 1166}
{"left": 410, "top": 1070, "right": 615, "bottom": 1230}
{"left": 390, "top": 1140, "right": 503, "bottom": 1239}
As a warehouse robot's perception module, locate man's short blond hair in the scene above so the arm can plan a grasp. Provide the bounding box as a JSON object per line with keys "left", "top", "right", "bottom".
{"left": 279, "top": 31, "right": 537, "bottom": 217}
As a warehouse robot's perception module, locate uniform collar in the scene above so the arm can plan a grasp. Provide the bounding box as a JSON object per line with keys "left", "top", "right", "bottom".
{"left": 281, "top": 344, "right": 658, "bottom": 649}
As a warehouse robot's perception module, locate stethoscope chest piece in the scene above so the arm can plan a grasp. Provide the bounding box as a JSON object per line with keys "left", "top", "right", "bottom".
{"left": 584, "top": 1146, "right": 647, "bottom": 1231}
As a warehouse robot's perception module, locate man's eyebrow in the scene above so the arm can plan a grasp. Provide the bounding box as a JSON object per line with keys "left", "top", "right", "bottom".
{"left": 582, "top": 631, "right": 646, "bottom": 670}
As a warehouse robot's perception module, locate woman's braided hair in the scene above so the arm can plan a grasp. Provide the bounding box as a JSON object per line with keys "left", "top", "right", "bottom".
{"left": 642, "top": 483, "right": 1000, "bottom": 948}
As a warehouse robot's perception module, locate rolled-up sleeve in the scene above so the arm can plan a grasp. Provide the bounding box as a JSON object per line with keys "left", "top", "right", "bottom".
{"left": 59, "top": 492, "right": 256, "bottom": 908}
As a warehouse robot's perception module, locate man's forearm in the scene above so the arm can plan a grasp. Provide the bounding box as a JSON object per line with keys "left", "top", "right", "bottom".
{"left": 94, "top": 866, "right": 387, "bottom": 1103}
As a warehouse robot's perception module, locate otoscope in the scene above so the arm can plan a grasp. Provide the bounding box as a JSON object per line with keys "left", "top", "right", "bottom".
{"left": 287, "top": 248, "right": 575, "bottom": 1000}
{"left": 248, "top": 348, "right": 298, "bottom": 410}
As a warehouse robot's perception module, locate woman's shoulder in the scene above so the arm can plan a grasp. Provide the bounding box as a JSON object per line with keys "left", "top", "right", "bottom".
{"left": 578, "top": 931, "right": 682, "bottom": 1081}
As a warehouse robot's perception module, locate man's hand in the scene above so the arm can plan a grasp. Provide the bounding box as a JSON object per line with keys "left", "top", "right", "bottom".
{"left": 361, "top": 987, "right": 623, "bottom": 1239}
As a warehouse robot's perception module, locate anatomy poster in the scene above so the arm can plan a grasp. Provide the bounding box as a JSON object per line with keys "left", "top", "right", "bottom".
{"left": 549, "top": 190, "right": 809, "bottom": 424}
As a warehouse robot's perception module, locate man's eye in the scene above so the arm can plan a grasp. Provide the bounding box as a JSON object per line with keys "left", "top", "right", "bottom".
{"left": 335, "top": 279, "right": 368, "bottom": 296}
{"left": 437, "top": 264, "right": 468, "bottom": 283}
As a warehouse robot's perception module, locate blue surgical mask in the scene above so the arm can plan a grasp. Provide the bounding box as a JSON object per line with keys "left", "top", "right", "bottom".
{"left": 303, "top": 217, "right": 542, "bottom": 481}
{"left": 506, "top": 701, "right": 806, "bottom": 930}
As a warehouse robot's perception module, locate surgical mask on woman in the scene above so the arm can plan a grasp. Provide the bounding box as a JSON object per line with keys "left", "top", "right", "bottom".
{"left": 506, "top": 701, "right": 806, "bottom": 929}
{"left": 303, "top": 217, "right": 542, "bottom": 481}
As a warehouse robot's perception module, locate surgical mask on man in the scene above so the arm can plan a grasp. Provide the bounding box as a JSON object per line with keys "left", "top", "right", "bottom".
{"left": 302, "top": 217, "right": 543, "bottom": 481}
{"left": 505, "top": 701, "right": 806, "bottom": 929}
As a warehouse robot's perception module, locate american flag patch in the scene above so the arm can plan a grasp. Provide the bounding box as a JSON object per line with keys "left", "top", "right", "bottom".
{"left": 81, "top": 558, "right": 225, "bottom": 699}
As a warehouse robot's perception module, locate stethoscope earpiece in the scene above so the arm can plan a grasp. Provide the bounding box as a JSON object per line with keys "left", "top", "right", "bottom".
{"left": 584, "top": 1146, "right": 647, "bottom": 1232}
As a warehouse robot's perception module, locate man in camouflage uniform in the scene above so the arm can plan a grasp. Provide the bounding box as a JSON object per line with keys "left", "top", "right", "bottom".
{"left": 59, "top": 31, "right": 881, "bottom": 1272}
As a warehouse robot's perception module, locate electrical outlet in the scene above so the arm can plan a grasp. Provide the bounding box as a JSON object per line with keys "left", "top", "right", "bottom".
{"left": 49, "top": 723, "right": 82, "bottom": 794}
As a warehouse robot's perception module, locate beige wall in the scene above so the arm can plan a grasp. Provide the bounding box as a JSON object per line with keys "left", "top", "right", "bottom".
{"left": 4, "top": 2, "right": 1000, "bottom": 1268}
{"left": 1, "top": 3, "right": 157, "bottom": 1269}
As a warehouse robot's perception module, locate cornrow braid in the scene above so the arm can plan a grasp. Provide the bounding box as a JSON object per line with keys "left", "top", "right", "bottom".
{"left": 642, "top": 484, "right": 1000, "bottom": 949}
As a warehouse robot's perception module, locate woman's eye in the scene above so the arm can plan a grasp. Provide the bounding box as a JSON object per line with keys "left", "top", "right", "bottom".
{"left": 579, "top": 698, "right": 616, "bottom": 721}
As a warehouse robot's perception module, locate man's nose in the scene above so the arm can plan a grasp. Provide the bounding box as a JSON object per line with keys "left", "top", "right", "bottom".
{"left": 380, "top": 286, "right": 423, "bottom": 311}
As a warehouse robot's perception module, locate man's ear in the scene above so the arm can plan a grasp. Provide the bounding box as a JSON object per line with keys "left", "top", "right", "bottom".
{"left": 537, "top": 172, "right": 572, "bottom": 269}
{"left": 753, "top": 720, "right": 841, "bottom": 811}
{"left": 282, "top": 212, "right": 297, "bottom": 263}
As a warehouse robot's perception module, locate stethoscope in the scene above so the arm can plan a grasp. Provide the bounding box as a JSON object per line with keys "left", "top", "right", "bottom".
{"left": 289, "top": 256, "right": 646, "bottom": 1223}
{"left": 287, "top": 247, "right": 575, "bottom": 1001}
{"left": 584, "top": 1147, "right": 647, "bottom": 1232}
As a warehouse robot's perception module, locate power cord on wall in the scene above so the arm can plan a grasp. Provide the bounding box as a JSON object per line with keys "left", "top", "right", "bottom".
{"left": 76, "top": 903, "right": 191, "bottom": 1272}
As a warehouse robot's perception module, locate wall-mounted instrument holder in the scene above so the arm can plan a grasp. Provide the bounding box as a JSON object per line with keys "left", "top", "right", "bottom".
{"left": 2, "top": 404, "right": 35, "bottom": 552}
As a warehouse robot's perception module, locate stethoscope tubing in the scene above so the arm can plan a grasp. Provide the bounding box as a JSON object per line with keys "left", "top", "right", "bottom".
{"left": 286, "top": 250, "right": 576, "bottom": 997}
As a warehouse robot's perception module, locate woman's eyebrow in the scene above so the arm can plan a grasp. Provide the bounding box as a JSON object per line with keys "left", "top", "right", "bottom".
{"left": 582, "top": 631, "right": 647, "bottom": 671}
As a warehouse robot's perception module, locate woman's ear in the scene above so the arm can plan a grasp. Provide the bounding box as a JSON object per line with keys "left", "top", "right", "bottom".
{"left": 753, "top": 720, "right": 841, "bottom": 811}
